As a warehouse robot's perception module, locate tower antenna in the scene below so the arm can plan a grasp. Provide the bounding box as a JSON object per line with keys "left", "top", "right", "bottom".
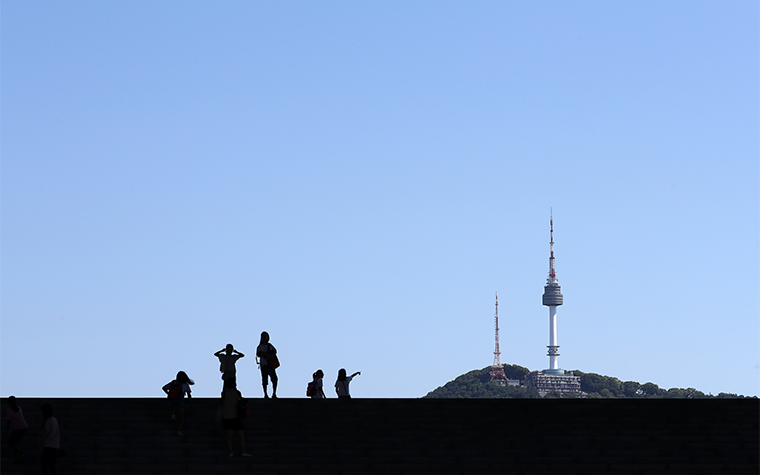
{"left": 548, "top": 208, "right": 557, "bottom": 282}
{"left": 489, "top": 292, "right": 508, "bottom": 384}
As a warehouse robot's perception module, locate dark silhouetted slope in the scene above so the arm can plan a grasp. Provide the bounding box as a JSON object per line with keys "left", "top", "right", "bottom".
{"left": 2, "top": 397, "right": 757, "bottom": 474}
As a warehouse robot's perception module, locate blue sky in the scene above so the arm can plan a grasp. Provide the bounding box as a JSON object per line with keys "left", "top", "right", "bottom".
{"left": 2, "top": 2, "right": 758, "bottom": 399}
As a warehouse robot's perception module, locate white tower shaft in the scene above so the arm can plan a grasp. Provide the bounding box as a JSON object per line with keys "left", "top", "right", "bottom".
{"left": 548, "top": 306, "right": 559, "bottom": 370}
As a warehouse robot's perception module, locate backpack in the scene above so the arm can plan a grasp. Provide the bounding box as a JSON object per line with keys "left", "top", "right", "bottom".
{"left": 306, "top": 381, "right": 316, "bottom": 397}
{"left": 238, "top": 397, "right": 250, "bottom": 420}
{"left": 166, "top": 381, "right": 183, "bottom": 399}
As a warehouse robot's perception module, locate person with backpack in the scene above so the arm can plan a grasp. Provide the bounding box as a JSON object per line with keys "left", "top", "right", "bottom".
{"left": 220, "top": 377, "right": 252, "bottom": 457}
{"left": 214, "top": 344, "right": 245, "bottom": 381}
{"left": 335, "top": 368, "right": 361, "bottom": 399}
{"left": 307, "top": 370, "right": 326, "bottom": 399}
{"left": 5, "top": 396, "right": 28, "bottom": 462}
{"left": 256, "top": 332, "right": 279, "bottom": 399}
{"left": 162, "top": 371, "right": 194, "bottom": 436}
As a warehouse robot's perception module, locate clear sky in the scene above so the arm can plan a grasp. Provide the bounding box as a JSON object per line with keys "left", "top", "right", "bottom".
{"left": 2, "top": 2, "right": 758, "bottom": 399}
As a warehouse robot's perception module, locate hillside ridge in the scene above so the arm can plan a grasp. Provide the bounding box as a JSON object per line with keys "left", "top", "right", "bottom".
{"left": 424, "top": 364, "right": 756, "bottom": 399}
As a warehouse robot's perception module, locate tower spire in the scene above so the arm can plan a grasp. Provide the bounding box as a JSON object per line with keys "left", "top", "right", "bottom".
{"left": 547, "top": 210, "right": 557, "bottom": 283}
{"left": 489, "top": 292, "right": 508, "bottom": 384}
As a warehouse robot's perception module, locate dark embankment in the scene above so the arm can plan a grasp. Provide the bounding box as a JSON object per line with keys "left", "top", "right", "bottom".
{"left": 2, "top": 398, "right": 757, "bottom": 474}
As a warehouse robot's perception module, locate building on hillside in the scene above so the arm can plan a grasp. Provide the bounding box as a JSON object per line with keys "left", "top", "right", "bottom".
{"left": 525, "top": 370, "right": 581, "bottom": 396}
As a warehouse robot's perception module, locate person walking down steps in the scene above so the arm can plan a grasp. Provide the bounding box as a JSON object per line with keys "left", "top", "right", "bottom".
{"left": 335, "top": 368, "right": 361, "bottom": 399}
{"left": 5, "top": 396, "right": 28, "bottom": 463}
{"left": 162, "top": 371, "right": 194, "bottom": 436}
{"left": 40, "top": 403, "right": 60, "bottom": 475}
{"left": 220, "top": 378, "right": 252, "bottom": 458}
{"left": 256, "top": 332, "right": 279, "bottom": 399}
{"left": 214, "top": 344, "right": 245, "bottom": 382}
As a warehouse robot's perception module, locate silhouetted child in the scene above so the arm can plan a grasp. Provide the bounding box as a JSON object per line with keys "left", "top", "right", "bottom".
{"left": 5, "top": 396, "right": 27, "bottom": 462}
{"left": 162, "top": 371, "right": 194, "bottom": 436}
{"left": 335, "top": 368, "right": 361, "bottom": 399}
{"left": 40, "top": 403, "right": 59, "bottom": 475}
{"left": 214, "top": 344, "right": 245, "bottom": 381}
{"left": 220, "top": 377, "right": 252, "bottom": 457}
{"left": 256, "top": 332, "right": 279, "bottom": 399}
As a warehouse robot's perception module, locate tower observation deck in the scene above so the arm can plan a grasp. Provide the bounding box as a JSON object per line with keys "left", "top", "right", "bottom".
{"left": 542, "top": 214, "right": 563, "bottom": 307}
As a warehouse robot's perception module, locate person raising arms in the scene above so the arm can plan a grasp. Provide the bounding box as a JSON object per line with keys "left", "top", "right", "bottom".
{"left": 214, "top": 344, "right": 245, "bottom": 381}
{"left": 335, "top": 368, "right": 361, "bottom": 399}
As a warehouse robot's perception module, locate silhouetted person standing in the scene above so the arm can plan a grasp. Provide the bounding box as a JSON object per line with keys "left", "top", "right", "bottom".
{"left": 214, "top": 344, "right": 245, "bottom": 381}
{"left": 220, "top": 378, "right": 252, "bottom": 457}
{"left": 162, "top": 371, "right": 194, "bottom": 436}
{"left": 309, "top": 370, "right": 326, "bottom": 399}
{"left": 40, "top": 403, "right": 59, "bottom": 474}
{"left": 335, "top": 368, "right": 361, "bottom": 399}
{"left": 5, "top": 396, "right": 27, "bottom": 462}
{"left": 256, "top": 332, "right": 279, "bottom": 399}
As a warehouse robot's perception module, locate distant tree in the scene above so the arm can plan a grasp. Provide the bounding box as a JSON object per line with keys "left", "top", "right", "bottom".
{"left": 664, "top": 388, "right": 685, "bottom": 399}
{"left": 714, "top": 392, "right": 754, "bottom": 399}
{"left": 580, "top": 372, "right": 622, "bottom": 395}
{"left": 683, "top": 388, "right": 706, "bottom": 399}
{"left": 523, "top": 387, "right": 542, "bottom": 398}
{"left": 640, "top": 382, "right": 663, "bottom": 397}
{"left": 502, "top": 363, "right": 531, "bottom": 380}
{"left": 622, "top": 381, "right": 642, "bottom": 398}
{"left": 599, "top": 389, "right": 616, "bottom": 399}
{"left": 579, "top": 373, "right": 605, "bottom": 393}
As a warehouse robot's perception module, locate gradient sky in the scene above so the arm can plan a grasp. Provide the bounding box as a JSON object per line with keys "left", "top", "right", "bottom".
{"left": 2, "top": 2, "right": 758, "bottom": 399}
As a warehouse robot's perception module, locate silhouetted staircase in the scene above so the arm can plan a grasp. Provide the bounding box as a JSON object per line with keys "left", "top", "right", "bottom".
{"left": 2, "top": 398, "right": 757, "bottom": 474}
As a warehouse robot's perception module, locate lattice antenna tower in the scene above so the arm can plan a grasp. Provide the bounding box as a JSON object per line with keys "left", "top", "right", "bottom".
{"left": 489, "top": 292, "right": 508, "bottom": 383}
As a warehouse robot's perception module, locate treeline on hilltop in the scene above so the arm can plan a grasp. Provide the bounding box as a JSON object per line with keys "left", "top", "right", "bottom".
{"left": 422, "top": 365, "right": 755, "bottom": 399}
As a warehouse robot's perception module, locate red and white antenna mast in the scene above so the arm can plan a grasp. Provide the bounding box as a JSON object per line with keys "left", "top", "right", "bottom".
{"left": 548, "top": 208, "right": 557, "bottom": 283}
{"left": 489, "top": 292, "right": 508, "bottom": 383}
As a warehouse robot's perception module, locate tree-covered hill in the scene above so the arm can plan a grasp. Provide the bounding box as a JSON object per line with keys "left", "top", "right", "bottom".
{"left": 423, "top": 365, "right": 755, "bottom": 399}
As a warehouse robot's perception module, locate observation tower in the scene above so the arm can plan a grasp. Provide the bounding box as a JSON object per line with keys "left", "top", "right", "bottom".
{"left": 526, "top": 212, "right": 581, "bottom": 395}
{"left": 542, "top": 213, "right": 564, "bottom": 374}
